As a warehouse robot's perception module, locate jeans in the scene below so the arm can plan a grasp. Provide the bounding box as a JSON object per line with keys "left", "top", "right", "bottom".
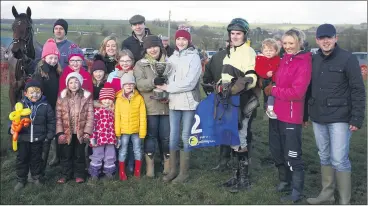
{"left": 267, "top": 96, "right": 274, "bottom": 108}
{"left": 169, "top": 110, "right": 195, "bottom": 151}
{"left": 312, "top": 122, "right": 352, "bottom": 172}
{"left": 144, "top": 115, "right": 170, "bottom": 156}
{"left": 118, "top": 134, "right": 142, "bottom": 162}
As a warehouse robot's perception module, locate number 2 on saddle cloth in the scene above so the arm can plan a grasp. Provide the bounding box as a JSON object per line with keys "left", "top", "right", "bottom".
{"left": 187, "top": 91, "right": 241, "bottom": 150}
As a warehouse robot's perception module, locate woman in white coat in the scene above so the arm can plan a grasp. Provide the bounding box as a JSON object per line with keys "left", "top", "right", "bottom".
{"left": 157, "top": 29, "right": 202, "bottom": 183}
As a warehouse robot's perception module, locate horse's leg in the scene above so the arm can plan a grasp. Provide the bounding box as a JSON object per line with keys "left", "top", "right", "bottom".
{"left": 8, "top": 84, "right": 16, "bottom": 151}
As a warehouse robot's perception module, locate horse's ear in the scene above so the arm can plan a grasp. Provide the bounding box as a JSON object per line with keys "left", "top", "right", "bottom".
{"left": 12, "top": 6, "right": 19, "bottom": 18}
{"left": 26, "top": 7, "right": 32, "bottom": 18}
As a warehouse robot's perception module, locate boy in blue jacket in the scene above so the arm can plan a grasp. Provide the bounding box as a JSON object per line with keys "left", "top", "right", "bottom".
{"left": 10, "top": 79, "right": 56, "bottom": 191}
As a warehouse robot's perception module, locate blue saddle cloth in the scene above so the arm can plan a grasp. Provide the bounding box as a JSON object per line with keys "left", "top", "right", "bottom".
{"left": 187, "top": 93, "right": 240, "bottom": 151}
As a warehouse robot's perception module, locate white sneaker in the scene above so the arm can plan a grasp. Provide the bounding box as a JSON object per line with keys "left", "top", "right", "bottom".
{"left": 266, "top": 109, "right": 277, "bottom": 119}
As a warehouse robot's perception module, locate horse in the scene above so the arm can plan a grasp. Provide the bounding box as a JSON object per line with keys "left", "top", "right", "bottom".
{"left": 7, "top": 6, "right": 43, "bottom": 109}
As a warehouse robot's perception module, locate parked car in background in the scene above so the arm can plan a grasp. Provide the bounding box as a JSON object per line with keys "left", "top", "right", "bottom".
{"left": 310, "top": 48, "right": 319, "bottom": 54}
{"left": 352, "top": 52, "right": 367, "bottom": 81}
{"left": 206, "top": 51, "right": 217, "bottom": 59}
{"left": 82, "top": 48, "right": 95, "bottom": 59}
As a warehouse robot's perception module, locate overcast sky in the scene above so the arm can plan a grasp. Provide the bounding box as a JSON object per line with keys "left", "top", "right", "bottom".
{"left": 1, "top": 1, "right": 366, "bottom": 24}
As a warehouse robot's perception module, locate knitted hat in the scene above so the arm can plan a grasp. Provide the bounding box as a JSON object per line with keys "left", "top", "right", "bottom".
{"left": 65, "top": 72, "right": 83, "bottom": 86}
{"left": 129, "top": 14, "right": 145, "bottom": 25}
{"left": 121, "top": 73, "right": 136, "bottom": 87}
{"left": 99, "top": 82, "right": 115, "bottom": 101}
{"left": 68, "top": 44, "right": 85, "bottom": 62}
{"left": 41, "top": 38, "right": 60, "bottom": 59}
{"left": 53, "top": 19, "right": 68, "bottom": 35}
{"left": 25, "top": 79, "right": 42, "bottom": 91}
{"left": 143, "top": 35, "right": 162, "bottom": 50}
{"left": 175, "top": 29, "right": 191, "bottom": 43}
{"left": 92, "top": 54, "right": 107, "bottom": 72}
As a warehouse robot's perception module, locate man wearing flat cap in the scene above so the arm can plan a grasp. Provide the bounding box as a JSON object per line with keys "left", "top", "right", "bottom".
{"left": 122, "top": 14, "right": 152, "bottom": 62}
{"left": 160, "top": 35, "right": 174, "bottom": 57}
{"left": 304, "top": 23, "right": 366, "bottom": 205}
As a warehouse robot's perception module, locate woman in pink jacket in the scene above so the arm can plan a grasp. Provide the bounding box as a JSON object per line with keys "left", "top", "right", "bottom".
{"left": 264, "top": 29, "right": 311, "bottom": 203}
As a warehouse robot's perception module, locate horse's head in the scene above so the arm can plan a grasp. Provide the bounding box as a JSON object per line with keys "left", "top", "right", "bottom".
{"left": 11, "top": 6, "right": 34, "bottom": 59}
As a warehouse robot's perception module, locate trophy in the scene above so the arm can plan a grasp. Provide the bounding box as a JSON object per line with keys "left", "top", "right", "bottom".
{"left": 151, "top": 62, "right": 172, "bottom": 100}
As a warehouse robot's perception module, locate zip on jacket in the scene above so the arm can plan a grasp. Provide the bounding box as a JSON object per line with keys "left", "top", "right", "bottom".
{"left": 27, "top": 103, "right": 47, "bottom": 142}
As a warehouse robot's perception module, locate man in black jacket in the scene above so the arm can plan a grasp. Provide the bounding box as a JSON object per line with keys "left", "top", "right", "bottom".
{"left": 122, "top": 14, "right": 152, "bottom": 62}
{"left": 305, "top": 24, "right": 366, "bottom": 205}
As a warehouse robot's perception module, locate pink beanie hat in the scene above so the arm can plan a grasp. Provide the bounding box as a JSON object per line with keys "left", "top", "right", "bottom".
{"left": 41, "top": 38, "right": 60, "bottom": 59}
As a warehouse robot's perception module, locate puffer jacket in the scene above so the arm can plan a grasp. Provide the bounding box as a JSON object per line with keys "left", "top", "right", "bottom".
{"left": 58, "top": 66, "right": 94, "bottom": 95}
{"left": 107, "top": 65, "right": 133, "bottom": 93}
{"left": 115, "top": 89, "right": 147, "bottom": 138}
{"left": 272, "top": 51, "right": 312, "bottom": 124}
{"left": 15, "top": 96, "right": 56, "bottom": 142}
{"left": 133, "top": 54, "right": 170, "bottom": 115}
{"left": 166, "top": 47, "right": 202, "bottom": 110}
{"left": 56, "top": 89, "right": 94, "bottom": 144}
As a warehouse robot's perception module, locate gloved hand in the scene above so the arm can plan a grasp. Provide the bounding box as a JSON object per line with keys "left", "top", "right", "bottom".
{"left": 154, "top": 77, "right": 166, "bottom": 86}
{"left": 58, "top": 134, "right": 67, "bottom": 144}
{"left": 202, "top": 83, "right": 214, "bottom": 94}
{"left": 244, "top": 77, "right": 254, "bottom": 85}
{"left": 116, "top": 137, "right": 121, "bottom": 149}
{"left": 83, "top": 133, "right": 90, "bottom": 144}
{"left": 41, "top": 63, "right": 51, "bottom": 73}
{"left": 90, "top": 138, "right": 97, "bottom": 147}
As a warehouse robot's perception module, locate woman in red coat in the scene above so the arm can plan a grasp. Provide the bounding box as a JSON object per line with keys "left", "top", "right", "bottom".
{"left": 264, "top": 29, "right": 311, "bottom": 203}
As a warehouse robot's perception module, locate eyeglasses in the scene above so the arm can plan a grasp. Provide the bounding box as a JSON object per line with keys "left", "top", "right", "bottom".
{"left": 69, "top": 60, "right": 83, "bottom": 64}
{"left": 119, "top": 60, "right": 132, "bottom": 64}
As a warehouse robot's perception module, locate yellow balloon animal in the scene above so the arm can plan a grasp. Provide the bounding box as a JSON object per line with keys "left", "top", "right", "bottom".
{"left": 9, "top": 102, "right": 32, "bottom": 151}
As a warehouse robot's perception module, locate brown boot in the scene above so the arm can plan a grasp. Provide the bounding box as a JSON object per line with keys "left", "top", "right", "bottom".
{"left": 307, "top": 165, "right": 336, "bottom": 204}
{"left": 163, "top": 154, "right": 170, "bottom": 175}
{"left": 162, "top": 150, "right": 178, "bottom": 183}
{"left": 145, "top": 154, "right": 155, "bottom": 178}
{"left": 172, "top": 150, "right": 190, "bottom": 184}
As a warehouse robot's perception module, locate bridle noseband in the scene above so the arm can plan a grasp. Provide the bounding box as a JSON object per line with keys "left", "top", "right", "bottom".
{"left": 11, "top": 18, "right": 33, "bottom": 54}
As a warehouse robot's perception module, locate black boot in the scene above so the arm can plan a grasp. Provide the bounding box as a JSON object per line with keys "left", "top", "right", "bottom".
{"left": 212, "top": 145, "right": 231, "bottom": 171}
{"left": 219, "top": 152, "right": 238, "bottom": 187}
{"left": 281, "top": 170, "right": 304, "bottom": 203}
{"left": 229, "top": 152, "right": 251, "bottom": 193}
{"left": 276, "top": 164, "right": 292, "bottom": 192}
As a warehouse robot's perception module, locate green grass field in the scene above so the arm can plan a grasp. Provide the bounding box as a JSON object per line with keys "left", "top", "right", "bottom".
{"left": 0, "top": 82, "right": 366, "bottom": 204}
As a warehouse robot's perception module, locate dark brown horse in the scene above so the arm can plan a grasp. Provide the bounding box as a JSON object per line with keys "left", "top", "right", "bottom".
{"left": 8, "top": 6, "right": 42, "bottom": 109}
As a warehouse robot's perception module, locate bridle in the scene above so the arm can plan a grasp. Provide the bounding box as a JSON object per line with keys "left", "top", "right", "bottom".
{"left": 11, "top": 17, "right": 34, "bottom": 81}
{"left": 11, "top": 18, "right": 34, "bottom": 56}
